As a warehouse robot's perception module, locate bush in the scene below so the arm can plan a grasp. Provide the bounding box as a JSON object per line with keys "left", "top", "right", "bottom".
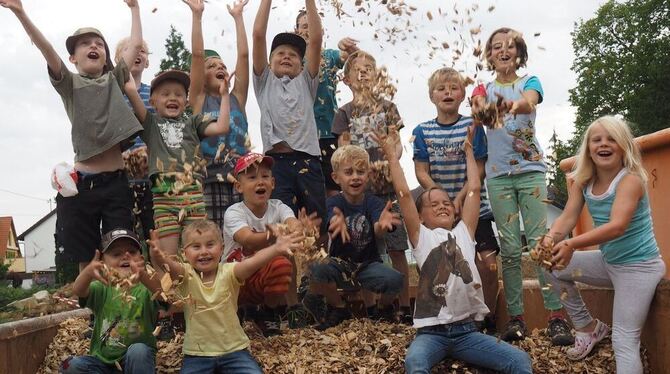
{"left": 0, "top": 285, "right": 53, "bottom": 309}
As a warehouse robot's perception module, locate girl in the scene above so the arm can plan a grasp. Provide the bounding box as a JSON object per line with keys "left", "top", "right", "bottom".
{"left": 543, "top": 116, "right": 665, "bottom": 373}
{"left": 471, "top": 27, "right": 571, "bottom": 345}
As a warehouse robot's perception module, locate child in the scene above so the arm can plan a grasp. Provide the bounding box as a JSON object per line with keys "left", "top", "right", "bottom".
{"left": 542, "top": 116, "right": 665, "bottom": 373}
{"left": 413, "top": 67, "right": 499, "bottom": 332}
{"left": 471, "top": 27, "right": 571, "bottom": 344}
{"left": 331, "top": 50, "right": 412, "bottom": 323}
{"left": 294, "top": 9, "right": 359, "bottom": 198}
{"left": 223, "top": 153, "right": 317, "bottom": 335}
{"left": 115, "top": 36, "right": 155, "bottom": 242}
{"left": 63, "top": 228, "right": 163, "bottom": 373}
{"left": 375, "top": 127, "right": 532, "bottom": 374}
{"left": 146, "top": 220, "right": 303, "bottom": 373}
{"left": 124, "top": 70, "right": 230, "bottom": 256}
{"left": 252, "top": 0, "right": 327, "bottom": 233}
{"left": 306, "top": 145, "right": 404, "bottom": 330}
{"left": 187, "top": 0, "right": 250, "bottom": 229}
{"left": 2, "top": 0, "right": 144, "bottom": 272}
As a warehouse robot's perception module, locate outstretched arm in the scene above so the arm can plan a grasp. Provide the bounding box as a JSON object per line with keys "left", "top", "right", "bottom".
{"left": 119, "top": 0, "right": 144, "bottom": 69}
{"left": 304, "top": 0, "right": 322, "bottom": 78}
{"left": 72, "top": 250, "right": 108, "bottom": 298}
{"left": 1, "top": 0, "right": 62, "bottom": 78}
{"left": 233, "top": 229, "right": 303, "bottom": 281}
{"left": 374, "top": 200, "right": 401, "bottom": 237}
{"left": 460, "top": 127, "right": 481, "bottom": 239}
{"left": 147, "top": 230, "right": 185, "bottom": 280}
{"left": 203, "top": 80, "right": 231, "bottom": 136}
{"left": 252, "top": 0, "right": 271, "bottom": 76}
{"left": 186, "top": 0, "right": 206, "bottom": 113}
{"left": 228, "top": 0, "right": 250, "bottom": 108}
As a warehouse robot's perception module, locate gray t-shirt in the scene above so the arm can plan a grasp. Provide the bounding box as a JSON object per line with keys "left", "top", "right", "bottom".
{"left": 49, "top": 59, "right": 142, "bottom": 162}
{"left": 253, "top": 67, "right": 320, "bottom": 156}
{"left": 140, "top": 112, "right": 213, "bottom": 178}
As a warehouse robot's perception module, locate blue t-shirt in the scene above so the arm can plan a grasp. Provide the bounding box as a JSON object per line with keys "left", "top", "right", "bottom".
{"left": 327, "top": 193, "right": 385, "bottom": 264}
{"left": 314, "top": 49, "right": 343, "bottom": 139}
{"left": 412, "top": 115, "right": 492, "bottom": 218}
{"left": 478, "top": 75, "right": 546, "bottom": 179}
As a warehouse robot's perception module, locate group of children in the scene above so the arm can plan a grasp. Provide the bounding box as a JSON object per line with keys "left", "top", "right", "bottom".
{"left": 2, "top": 0, "right": 664, "bottom": 373}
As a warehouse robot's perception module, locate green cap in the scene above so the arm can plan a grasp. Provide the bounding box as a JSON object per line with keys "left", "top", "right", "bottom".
{"left": 65, "top": 27, "right": 114, "bottom": 73}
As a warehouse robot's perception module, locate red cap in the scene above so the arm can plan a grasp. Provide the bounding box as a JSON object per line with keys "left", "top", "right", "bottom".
{"left": 234, "top": 153, "right": 274, "bottom": 176}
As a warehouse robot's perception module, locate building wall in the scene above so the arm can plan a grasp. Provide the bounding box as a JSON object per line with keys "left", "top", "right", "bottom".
{"left": 22, "top": 213, "right": 57, "bottom": 273}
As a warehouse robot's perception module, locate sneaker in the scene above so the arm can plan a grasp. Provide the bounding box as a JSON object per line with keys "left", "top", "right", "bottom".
{"left": 255, "top": 307, "right": 281, "bottom": 337}
{"left": 285, "top": 304, "right": 312, "bottom": 329}
{"left": 302, "top": 293, "right": 327, "bottom": 324}
{"left": 316, "top": 307, "right": 352, "bottom": 331}
{"left": 500, "top": 316, "right": 527, "bottom": 341}
{"left": 397, "top": 306, "right": 413, "bottom": 325}
{"left": 548, "top": 317, "right": 575, "bottom": 346}
{"left": 480, "top": 315, "right": 497, "bottom": 335}
{"left": 155, "top": 317, "right": 174, "bottom": 341}
{"left": 567, "top": 319, "right": 610, "bottom": 360}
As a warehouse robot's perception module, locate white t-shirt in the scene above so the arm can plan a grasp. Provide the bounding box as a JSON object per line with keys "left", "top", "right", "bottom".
{"left": 223, "top": 199, "right": 295, "bottom": 258}
{"left": 412, "top": 221, "right": 489, "bottom": 328}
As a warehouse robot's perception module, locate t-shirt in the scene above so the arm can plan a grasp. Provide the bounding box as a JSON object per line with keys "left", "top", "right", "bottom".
{"left": 200, "top": 93, "right": 249, "bottom": 182}
{"left": 223, "top": 199, "right": 296, "bottom": 259}
{"left": 412, "top": 116, "right": 492, "bottom": 218}
{"left": 471, "top": 75, "right": 546, "bottom": 179}
{"left": 314, "top": 49, "right": 343, "bottom": 139}
{"left": 253, "top": 66, "right": 320, "bottom": 156}
{"left": 178, "top": 263, "right": 249, "bottom": 356}
{"left": 81, "top": 282, "right": 159, "bottom": 365}
{"left": 327, "top": 193, "right": 385, "bottom": 264}
{"left": 140, "top": 112, "right": 214, "bottom": 178}
{"left": 126, "top": 82, "right": 154, "bottom": 152}
{"left": 412, "top": 221, "right": 489, "bottom": 328}
{"left": 49, "top": 59, "right": 142, "bottom": 162}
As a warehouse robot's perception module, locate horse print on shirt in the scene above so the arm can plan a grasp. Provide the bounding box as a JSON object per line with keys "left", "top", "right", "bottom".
{"left": 414, "top": 233, "right": 474, "bottom": 319}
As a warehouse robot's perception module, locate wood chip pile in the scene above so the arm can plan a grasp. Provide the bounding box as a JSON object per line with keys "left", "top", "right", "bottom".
{"left": 38, "top": 317, "right": 648, "bottom": 373}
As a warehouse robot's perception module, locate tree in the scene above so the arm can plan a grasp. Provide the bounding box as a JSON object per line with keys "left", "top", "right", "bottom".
{"left": 546, "top": 129, "right": 572, "bottom": 205}
{"left": 160, "top": 25, "right": 192, "bottom": 72}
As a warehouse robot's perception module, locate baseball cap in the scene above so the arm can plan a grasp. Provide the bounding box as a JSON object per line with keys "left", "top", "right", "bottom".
{"left": 150, "top": 70, "right": 190, "bottom": 95}
{"left": 234, "top": 153, "right": 274, "bottom": 176}
{"left": 65, "top": 27, "right": 114, "bottom": 73}
{"left": 270, "top": 32, "right": 307, "bottom": 59}
{"left": 100, "top": 228, "right": 141, "bottom": 253}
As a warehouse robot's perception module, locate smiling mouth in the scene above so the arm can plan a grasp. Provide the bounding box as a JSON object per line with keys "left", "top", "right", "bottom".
{"left": 597, "top": 150, "right": 612, "bottom": 157}
{"left": 215, "top": 72, "right": 226, "bottom": 79}
{"left": 197, "top": 257, "right": 213, "bottom": 264}
{"left": 120, "top": 262, "right": 130, "bottom": 268}
{"left": 255, "top": 187, "right": 267, "bottom": 195}
{"left": 166, "top": 103, "right": 179, "bottom": 110}
{"left": 87, "top": 51, "right": 100, "bottom": 59}
{"left": 134, "top": 57, "right": 142, "bottom": 64}
{"left": 442, "top": 98, "right": 455, "bottom": 103}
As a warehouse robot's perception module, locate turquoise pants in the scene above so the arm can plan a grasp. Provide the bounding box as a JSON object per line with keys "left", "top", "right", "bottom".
{"left": 487, "top": 171, "right": 562, "bottom": 316}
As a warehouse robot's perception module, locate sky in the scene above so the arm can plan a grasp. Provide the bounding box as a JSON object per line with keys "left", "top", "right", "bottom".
{"left": 0, "top": 0, "right": 605, "bottom": 235}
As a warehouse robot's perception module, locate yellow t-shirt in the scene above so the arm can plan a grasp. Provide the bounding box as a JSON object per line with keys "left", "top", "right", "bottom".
{"left": 178, "top": 263, "right": 249, "bottom": 356}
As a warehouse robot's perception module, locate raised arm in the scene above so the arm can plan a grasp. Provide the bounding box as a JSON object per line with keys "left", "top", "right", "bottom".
{"left": 414, "top": 161, "right": 437, "bottom": 190}
{"left": 233, "top": 230, "right": 303, "bottom": 281}
{"left": 147, "top": 230, "right": 185, "bottom": 280}
{"left": 460, "top": 127, "right": 481, "bottom": 239}
{"left": 304, "top": 0, "right": 322, "bottom": 78}
{"left": 72, "top": 250, "right": 108, "bottom": 298}
{"left": 337, "top": 37, "right": 359, "bottom": 63}
{"left": 119, "top": 0, "right": 144, "bottom": 68}
{"left": 1, "top": 0, "right": 62, "bottom": 78}
{"left": 203, "top": 81, "right": 231, "bottom": 136}
{"left": 124, "top": 74, "right": 148, "bottom": 123}
{"left": 228, "top": 0, "right": 250, "bottom": 108}
{"left": 186, "top": 0, "right": 206, "bottom": 112}
{"left": 374, "top": 201, "right": 401, "bottom": 237}
{"left": 252, "top": 0, "right": 271, "bottom": 76}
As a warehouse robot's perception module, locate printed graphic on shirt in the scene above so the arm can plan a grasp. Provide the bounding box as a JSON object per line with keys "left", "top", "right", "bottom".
{"left": 505, "top": 118, "right": 542, "bottom": 164}
{"left": 414, "top": 234, "right": 474, "bottom": 319}
{"left": 349, "top": 113, "right": 386, "bottom": 154}
{"left": 158, "top": 121, "right": 186, "bottom": 149}
{"left": 426, "top": 137, "right": 466, "bottom": 162}
{"left": 347, "top": 213, "right": 373, "bottom": 257}
{"left": 100, "top": 315, "right": 144, "bottom": 349}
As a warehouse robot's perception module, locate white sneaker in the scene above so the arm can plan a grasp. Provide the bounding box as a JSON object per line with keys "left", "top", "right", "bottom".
{"left": 567, "top": 319, "right": 610, "bottom": 360}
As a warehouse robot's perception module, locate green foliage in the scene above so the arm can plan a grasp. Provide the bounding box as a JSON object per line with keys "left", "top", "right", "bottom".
{"left": 0, "top": 285, "right": 52, "bottom": 309}
{"left": 159, "top": 25, "right": 192, "bottom": 72}
{"left": 546, "top": 130, "right": 574, "bottom": 205}
{"left": 0, "top": 259, "right": 8, "bottom": 281}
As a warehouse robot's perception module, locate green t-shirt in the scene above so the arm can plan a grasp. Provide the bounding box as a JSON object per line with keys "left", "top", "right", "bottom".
{"left": 81, "top": 282, "right": 159, "bottom": 364}
{"left": 141, "top": 112, "right": 214, "bottom": 179}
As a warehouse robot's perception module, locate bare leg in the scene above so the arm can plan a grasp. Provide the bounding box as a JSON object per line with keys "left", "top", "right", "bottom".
{"left": 388, "top": 250, "right": 410, "bottom": 308}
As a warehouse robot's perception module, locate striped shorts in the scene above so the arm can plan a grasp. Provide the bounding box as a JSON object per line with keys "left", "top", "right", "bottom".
{"left": 152, "top": 183, "right": 207, "bottom": 239}
{"left": 227, "top": 248, "right": 293, "bottom": 305}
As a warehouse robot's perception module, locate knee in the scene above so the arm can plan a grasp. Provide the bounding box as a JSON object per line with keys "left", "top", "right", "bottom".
{"left": 611, "top": 326, "right": 640, "bottom": 354}
{"left": 125, "top": 343, "right": 154, "bottom": 362}
{"left": 378, "top": 271, "right": 404, "bottom": 295}
{"left": 504, "top": 349, "right": 532, "bottom": 374}
{"left": 59, "top": 356, "right": 87, "bottom": 374}
{"left": 309, "top": 263, "right": 337, "bottom": 283}
{"left": 404, "top": 351, "right": 430, "bottom": 374}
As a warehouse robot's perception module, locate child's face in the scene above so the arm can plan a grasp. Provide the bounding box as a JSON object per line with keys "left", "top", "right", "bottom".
{"left": 430, "top": 78, "right": 465, "bottom": 115}
{"left": 489, "top": 31, "right": 518, "bottom": 73}
{"left": 345, "top": 56, "right": 376, "bottom": 92}
{"left": 419, "top": 189, "right": 456, "bottom": 230}
{"left": 588, "top": 123, "right": 623, "bottom": 170}
{"left": 332, "top": 159, "right": 369, "bottom": 200}
{"left": 296, "top": 15, "right": 309, "bottom": 42}
{"left": 205, "top": 57, "right": 229, "bottom": 93}
{"left": 69, "top": 35, "right": 107, "bottom": 77}
{"left": 102, "top": 239, "right": 143, "bottom": 277}
{"left": 270, "top": 45, "right": 302, "bottom": 78}
{"left": 150, "top": 81, "right": 187, "bottom": 118}
{"left": 235, "top": 165, "right": 275, "bottom": 206}
{"left": 183, "top": 229, "right": 223, "bottom": 275}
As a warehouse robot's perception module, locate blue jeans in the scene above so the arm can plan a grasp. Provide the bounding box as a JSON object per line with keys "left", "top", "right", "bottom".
{"left": 181, "top": 349, "right": 262, "bottom": 374}
{"left": 405, "top": 322, "right": 532, "bottom": 374}
{"left": 60, "top": 343, "right": 155, "bottom": 374}
{"left": 310, "top": 259, "right": 404, "bottom": 295}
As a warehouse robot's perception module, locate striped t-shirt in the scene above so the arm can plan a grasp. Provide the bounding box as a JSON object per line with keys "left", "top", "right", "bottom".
{"left": 412, "top": 116, "right": 492, "bottom": 218}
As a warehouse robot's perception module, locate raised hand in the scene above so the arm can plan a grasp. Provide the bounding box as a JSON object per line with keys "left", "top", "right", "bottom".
{"left": 329, "top": 207, "right": 350, "bottom": 244}
{"left": 182, "top": 0, "right": 204, "bottom": 14}
{"left": 219, "top": 71, "right": 233, "bottom": 95}
{"left": 85, "top": 250, "right": 109, "bottom": 285}
{"left": 268, "top": 225, "right": 303, "bottom": 256}
{"left": 0, "top": 0, "right": 23, "bottom": 12}
{"left": 227, "top": 0, "right": 248, "bottom": 18}
{"left": 124, "top": 72, "right": 138, "bottom": 93}
{"left": 124, "top": 0, "right": 138, "bottom": 8}
{"left": 371, "top": 125, "right": 400, "bottom": 160}
{"left": 298, "top": 207, "right": 322, "bottom": 236}
{"left": 378, "top": 200, "right": 401, "bottom": 232}
{"left": 147, "top": 230, "right": 167, "bottom": 266}
{"left": 337, "top": 37, "right": 359, "bottom": 53}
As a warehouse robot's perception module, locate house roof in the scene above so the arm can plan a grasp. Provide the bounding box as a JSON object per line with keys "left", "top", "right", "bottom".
{"left": 17, "top": 209, "right": 56, "bottom": 241}
{"left": 0, "top": 216, "right": 21, "bottom": 259}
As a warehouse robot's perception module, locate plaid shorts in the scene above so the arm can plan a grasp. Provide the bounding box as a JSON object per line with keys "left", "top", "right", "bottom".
{"left": 152, "top": 183, "right": 207, "bottom": 239}
{"left": 203, "top": 180, "right": 241, "bottom": 231}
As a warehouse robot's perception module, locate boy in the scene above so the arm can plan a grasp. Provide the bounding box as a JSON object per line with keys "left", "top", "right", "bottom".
{"left": 375, "top": 127, "right": 532, "bottom": 374}
{"left": 124, "top": 70, "right": 231, "bottom": 256}
{"left": 63, "top": 228, "right": 163, "bottom": 373}
{"left": 331, "top": 51, "right": 412, "bottom": 323}
{"left": 294, "top": 9, "right": 359, "bottom": 197}
{"left": 306, "top": 145, "right": 404, "bottom": 330}
{"left": 252, "top": 0, "right": 327, "bottom": 233}
{"left": 224, "top": 153, "right": 318, "bottom": 335}
{"left": 412, "top": 67, "right": 500, "bottom": 332}
{"left": 145, "top": 220, "right": 303, "bottom": 373}
{"left": 2, "top": 0, "right": 144, "bottom": 272}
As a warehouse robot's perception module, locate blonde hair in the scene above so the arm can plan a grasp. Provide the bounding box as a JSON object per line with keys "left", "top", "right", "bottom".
{"left": 427, "top": 67, "right": 466, "bottom": 98}
{"left": 331, "top": 145, "right": 370, "bottom": 172}
{"left": 114, "top": 37, "right": 150, "bottom": 64}
{"left": 570, "top": 116, "right": 646, "bottom": 186}
{"left": 181, "top": 219, "right": 223, "bottom": 246}
{"left": 343, "top": 50, "right": 377, "bottom": 78}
